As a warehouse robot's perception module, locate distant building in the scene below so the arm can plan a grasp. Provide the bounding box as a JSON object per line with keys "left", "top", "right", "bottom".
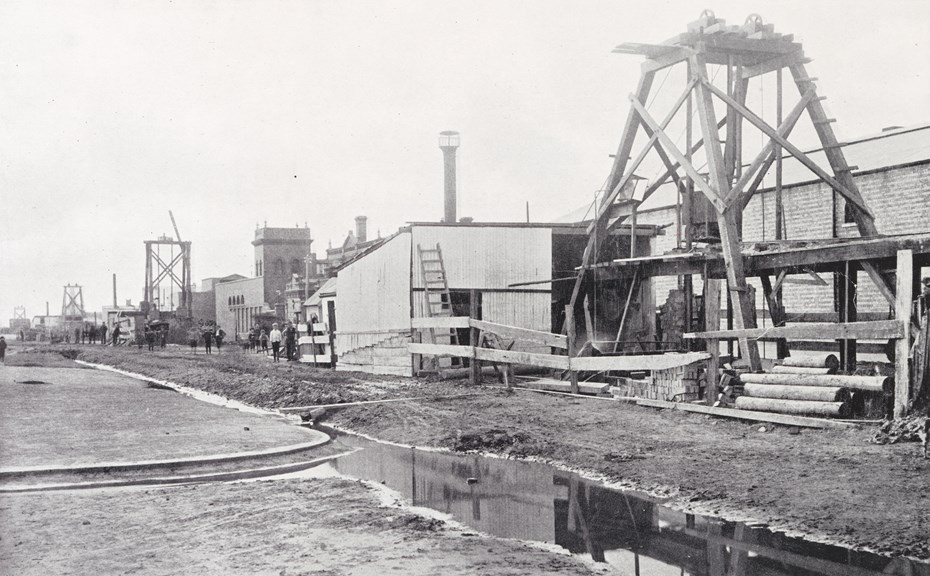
{"left": 322, "top": 216, "right": 382, "bottom": 275}
{"left": 191, "top": 274, "right": 245, "bottom": 324}
{"left": 215, "top": 225, "right": 326, "bottom": 338}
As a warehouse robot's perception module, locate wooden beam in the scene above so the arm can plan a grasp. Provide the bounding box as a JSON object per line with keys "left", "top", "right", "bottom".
{"left": 411, "top": 316, "right": 471, "bottom": 329}
{"left": 628, "top": 97, "right": 727, "bottom": 214}
{"left": 700, "top": 77, "right": 874, "bottom": 219}
{"left": 469, "top": 289, "right": 480, "bottom": 385}
{"left": 691, "top": 55, "right": 761, "bottom": 371}
{"left": 521, "top": 378, "right": 609, "bottom": 395}
{"left": 635, "top": 398, "right": 859, "bottom": 429}
{"left": 469, "top": 319, "right": 568, "bottom": 349}
{"left": 704, "top": 278, "right": 722, "bottom": 405}
{"left": 565, "top": 304, "right": 578, "bottom": 393}
{"left": 895, "top": 249, "right": 914, "bottom": 417}
{"left": 740, "top": 372, "right": 890, "bottom": 393}
{"left": 593, "top": 80, "right": 696, "bottom": 233}
{"left": 571, "top": 352, "right": 710, "bottom": 372}
{"left": 408, "top": 343, "right": 474, "bottom": 357}
{"left": 474, "top": 347, "right": 570, "bottom": 370}
{"left": 684, "top": 320, "right": 905, "bottom": 341}
{"left": 740, "top": 49, "right": 807, "bottom": 79}
{"left": 565, "top": 72, "right": 655, "bottom": 330}
{"left": 760, "top": 274, "right": 789, "bottom": 359}
{"left": 724, "top": 88, "right": 815, "bottom": 210}
{"left": 620, "top": 117, "right": 727, "bottom": 230}
{"left": 641, "top": 46, "right": 694, "bottom": 73}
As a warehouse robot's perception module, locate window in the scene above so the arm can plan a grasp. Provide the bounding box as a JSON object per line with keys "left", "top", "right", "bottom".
{"left": 228, "top": 296, "right": 232, "bottom": 306}
{"left": 844, "top": 200, "right": 856, "bottom": 224}
{"left": 291, "top": 258, "right": 301, "bottom": 275}
{"left": 274, "top": 259, "right": 284, "bottom": 275}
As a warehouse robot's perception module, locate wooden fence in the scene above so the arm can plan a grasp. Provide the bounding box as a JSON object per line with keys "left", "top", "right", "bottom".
{"left": 410, "top": 316, "right": 709, "bottom": 389}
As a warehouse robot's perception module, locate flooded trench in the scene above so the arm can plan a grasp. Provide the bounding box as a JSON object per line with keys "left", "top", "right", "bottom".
{"left": 312, "top": 428, "right": 929, "bottom": 576}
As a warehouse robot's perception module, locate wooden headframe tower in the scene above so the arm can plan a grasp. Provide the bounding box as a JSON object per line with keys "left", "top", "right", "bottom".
{"left": 570, "top": 11, "right": 893, "bottom": 372}
{"left": 144, "top": 237, "right": 192, "bottom": 318}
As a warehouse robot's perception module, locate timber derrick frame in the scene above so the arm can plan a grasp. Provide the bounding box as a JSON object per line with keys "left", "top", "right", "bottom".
{"left": 144, "top": 239, "right": 193, "bottom": 318}
{"left": 61, "top": 284, "right": 85, "bottom": 332}
{"left": 570, "top": 11, "right": 921, "bottom": 414}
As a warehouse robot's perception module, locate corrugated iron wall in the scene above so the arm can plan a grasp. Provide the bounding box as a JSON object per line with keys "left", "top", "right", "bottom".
{"left": 335, "top": 231, "right": 412, "bottom": 353}
{"left": 411, "top": 226, "right": 551, "bottom": 290}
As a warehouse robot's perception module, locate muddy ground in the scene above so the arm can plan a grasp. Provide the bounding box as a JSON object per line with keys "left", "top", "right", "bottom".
{"left": 1, "top": 476, "right": 601, "bottom": 576}
{"left": 64, "top": 346, "right": 930, "bottom": 560}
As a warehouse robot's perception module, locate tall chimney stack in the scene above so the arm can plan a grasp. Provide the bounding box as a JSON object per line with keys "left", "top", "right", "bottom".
{"left": 355, "top": 215, "right": 368, "bottom": 243}
{"left": 112, "top": 273, "right": 117, "bottom": 308}
{"left": 438, "top": 131, "right": 460, "bottom": 223}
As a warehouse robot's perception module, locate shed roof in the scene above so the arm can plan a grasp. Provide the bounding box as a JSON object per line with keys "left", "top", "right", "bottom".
{"left": 303, "top": 276, "right": 337, "bottom": 307}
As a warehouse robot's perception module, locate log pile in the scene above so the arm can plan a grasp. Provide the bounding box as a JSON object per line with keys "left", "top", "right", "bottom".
{"left": 734, "top": 354, "right": 888, "bottom": 419}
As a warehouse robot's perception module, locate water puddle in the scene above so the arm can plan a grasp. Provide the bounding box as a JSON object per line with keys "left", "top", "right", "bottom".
{"left": 313, "top": 429, "right": 928, "bottom": 576}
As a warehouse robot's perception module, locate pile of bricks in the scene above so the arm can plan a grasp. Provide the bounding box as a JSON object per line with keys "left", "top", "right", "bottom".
{"left": 645, "top": 362, "right": 703, "bottom": 401}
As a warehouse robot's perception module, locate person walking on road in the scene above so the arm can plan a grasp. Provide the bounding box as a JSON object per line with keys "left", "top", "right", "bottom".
{"left": 111, "top": 324, "right": 121, "bottom": 346}
{"left": 0, "top": 336, "right": 7, "bottom": 363}
{"left": 260, "top": 328, "right": 269, "bottom": 355}
{"left": 269, "top": 323, "right": 283, "bottom": 362}
{"left": 100, "top": 324, "right": 108, "bottom": 345}
{"left": 215, "top": 326, "right": 225, "bottom": 352}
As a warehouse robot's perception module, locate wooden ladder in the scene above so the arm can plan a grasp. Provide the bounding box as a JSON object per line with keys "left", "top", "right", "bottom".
{"left": 417, "top": 243, "right": 459, "bottom": 343}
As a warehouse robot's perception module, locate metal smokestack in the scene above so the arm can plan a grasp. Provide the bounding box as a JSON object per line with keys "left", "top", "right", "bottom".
{"left": 112, "top": 273, "right": 117, "bottom": 308}
{"left": 438, "top": 131, "right": 460, "bottom": 223}
{"left": 355, "top": 215, "right": 368, "bottom": 243}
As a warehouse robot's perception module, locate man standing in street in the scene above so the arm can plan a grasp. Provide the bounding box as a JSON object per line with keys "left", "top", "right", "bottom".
{"left": 269, "top": 323, "right": 283, "bottom": 362}
{"left": 284, "top": 321, "right": 297, "bottom": 361}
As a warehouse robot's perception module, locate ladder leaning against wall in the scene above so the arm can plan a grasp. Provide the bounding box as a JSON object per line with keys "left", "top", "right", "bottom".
{"left": 417, "top": 243, "right": 460, "bottom": 369}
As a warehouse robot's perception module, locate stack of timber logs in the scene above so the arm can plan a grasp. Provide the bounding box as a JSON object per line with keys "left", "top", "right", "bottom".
{"left": 734, "top": 355, "right": 891, "bottom": 418}
{"left": 770, "top": 354, "right": 839, "bottom": 375}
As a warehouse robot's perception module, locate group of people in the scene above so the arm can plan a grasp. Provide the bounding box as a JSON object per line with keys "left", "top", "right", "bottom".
{"left": 244, "top": 321, "right": 298, "bottom": 362}
{"left": 186, "top": 321, "right": 225, "bottom": 354}
{"left": 64, "top": 324, "right": 111, "bottom": 345}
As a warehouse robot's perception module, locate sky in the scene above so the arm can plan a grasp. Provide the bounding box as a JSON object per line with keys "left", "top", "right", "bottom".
{"left": 1, "top": 0, "right": 928, "bottom": 322}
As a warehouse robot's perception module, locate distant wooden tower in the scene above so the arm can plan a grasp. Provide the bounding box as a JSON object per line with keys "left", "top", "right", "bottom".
{"left": 62, "top": 284, "right": 86, "bottom": 332}
{"left": 570, "top": 11, "right": 891, "bottom": 372}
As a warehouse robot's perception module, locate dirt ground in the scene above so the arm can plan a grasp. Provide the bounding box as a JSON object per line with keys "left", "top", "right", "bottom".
{"left": 61, "top": 346, "right": 930, "bottom": 560}
{"left": 0, "top": 364, "right": 317, "bottom": 469}
{"left": 0, "top": 476, "right": 602, "bottom": 576}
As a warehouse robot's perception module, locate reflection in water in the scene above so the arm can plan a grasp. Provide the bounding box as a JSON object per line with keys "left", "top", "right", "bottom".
{"left": 323, "top": 432, "right": 929, "bottom": 576}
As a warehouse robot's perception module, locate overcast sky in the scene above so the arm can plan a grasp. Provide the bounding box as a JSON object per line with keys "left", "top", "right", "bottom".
{"left": 1, "top": 0, "right": 928, "bottom": 321}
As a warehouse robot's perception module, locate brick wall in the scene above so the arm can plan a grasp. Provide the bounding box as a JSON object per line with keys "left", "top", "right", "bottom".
{"left": 631, "top": 161, "right": 930, "bottom": 319}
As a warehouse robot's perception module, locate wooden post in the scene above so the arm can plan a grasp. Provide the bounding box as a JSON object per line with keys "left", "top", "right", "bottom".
{"left": 629, "top": 203, "right": 638, "bottom": 259}
{"left": 583, "top": 295, "right": 594, "bottom": 351}
{"left": 760, "top": 274, "right": 788, "bottom": 359}
{"left": 469, "top": 289, "right": 480, "bottom": 386}
{"left": 837, "top": 260, "right": 858, "bottom": 372}
{"left": 565, "top": 304, "right": 579, "bottom": 394}
{"left": 894, "top": 249, "right": 913, "bottom": 417}
{"left": 326, "top": 300, "right": 338, "bottom": 369}
{"left": 705, "top": 277, "right": 722, "bottom": 405}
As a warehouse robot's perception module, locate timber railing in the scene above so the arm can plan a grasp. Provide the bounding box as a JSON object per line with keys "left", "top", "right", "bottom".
{"left": 410, "top": 316, "right": 709, "bottom": 390}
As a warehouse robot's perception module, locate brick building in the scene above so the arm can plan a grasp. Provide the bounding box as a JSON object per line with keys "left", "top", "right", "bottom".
{"left": 214, "top": 225, "right": 326, "bottom": 338}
